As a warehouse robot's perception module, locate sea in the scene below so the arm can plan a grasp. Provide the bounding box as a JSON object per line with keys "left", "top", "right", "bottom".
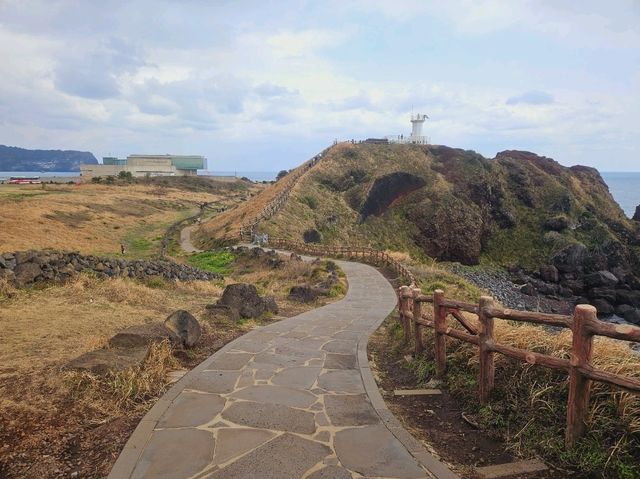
{"left": 0, "top": 170, "right": 279, "bottom": 182}
{"left": 1, "top": 170, "right": 638, "bottom": 217}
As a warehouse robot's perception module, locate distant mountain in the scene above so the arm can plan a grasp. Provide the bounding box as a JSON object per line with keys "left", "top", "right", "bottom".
{"left": 0, "top": 145, "right": 98, "bottom": 171}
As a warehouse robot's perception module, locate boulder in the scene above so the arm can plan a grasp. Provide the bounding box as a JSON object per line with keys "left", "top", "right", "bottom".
{"left": 289, "top": 285, "right": 321, "bottom": 303}
{"left": 303, "top": 228, "right": 322, "bottom": 244}
{"left": 616, "top": 289, "right": 640, "bottom": 307}
{"left": 623, "top": 308, "right": 640, "bottom": 325}
{"left": 592, "top": 298, "right": 615, "bottom": 317}
{"left": 290, "top": 253, "right": 303, "bottom": 262}
{"left": 539, "top": 265, "right": 559, "bottom": 283}
{"left": 588, "top": 287, "right": 617, "bottom": 304}
{"left": 551, "top": 243, "right": 587, "bottom": 273}
{"left": 585, "top": 271, "right": 619, "bottom": 288}
{"left": 217, "top": 283, "right": 276, "bottom": 318}
{"left": 13, "top": 262, "right": 42, "bottom": 286}
{"left": 165, "top": 310, "right": 201, "bottom": 348}
{"left": 205, "top": 303, "right": 240, "bottom": 321}
{"left": 633, "top": 204, "right": 640, "bottom": 222}
{"left": 110, "top": 323, "right": 179, "bottom": 348}
{"left": 263, "top": 296, "right": 279, "bottom": 314}
{"left": 562, "top": 279, "right": 585, "bottom": 295}
{"left": 615, "top": 304, "right": 634, "bottom": 318}
{"left": 66, "top": 346, "right": 149, "bottom": 375}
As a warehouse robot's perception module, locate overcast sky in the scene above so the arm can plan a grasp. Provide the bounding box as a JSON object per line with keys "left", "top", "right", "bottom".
{"left": 1, "top": 0, "right": 639, "bottom": 171}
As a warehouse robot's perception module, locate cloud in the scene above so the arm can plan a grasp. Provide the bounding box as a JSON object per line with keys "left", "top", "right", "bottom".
{"left": 54, "top": 37, "right": 145, "bottom": 99}
{"left": 506, "top": 91, "right": 555, "bottom": 106}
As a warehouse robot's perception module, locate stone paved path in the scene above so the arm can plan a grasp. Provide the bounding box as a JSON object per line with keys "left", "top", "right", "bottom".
{"left": 109, "top": 260, "right": 458, "bottom": 479}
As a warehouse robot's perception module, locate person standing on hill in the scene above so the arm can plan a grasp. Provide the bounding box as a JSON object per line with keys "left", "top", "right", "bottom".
{"left": 120, "top": 243, "right": 126, "bottom": 255}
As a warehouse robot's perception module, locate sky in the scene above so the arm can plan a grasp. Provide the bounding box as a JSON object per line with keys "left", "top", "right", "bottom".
{"left": 0, "top": 0, "right": 639, "bottom": 172}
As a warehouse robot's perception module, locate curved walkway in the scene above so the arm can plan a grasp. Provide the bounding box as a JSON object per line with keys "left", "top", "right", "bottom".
{"left": 109, "top": 260, "right": 457, "bottom": 479}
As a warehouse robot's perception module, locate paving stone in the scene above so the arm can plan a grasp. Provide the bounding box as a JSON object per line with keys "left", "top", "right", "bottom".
{"left": 282, "top": 330, "right": 309, "bottom": 339}
{"left": 272, "top": 366, "right": 321, "bottom": 389}
{"left": 229, "top": 340, "right": 269, "bottom": 353}
{"left": 229, "top": 385, "right": 316, "bottom": 408}
{"left": 324, "top": 353, "right": 357, "bottom": 370}
{"left": 206, "top": 353, "right": 253, "bottom": 371}
{"left": 322, "top": 340, "right": 357, "bottom": 354}
{"left": 315, "top": 411, "right": 330, "bottom": 426}
{"left": 325, "top": 394, "right": 380, "bottom": 426}
{"left": 332, "top": 330, "right": 361, "bottom": 340}
{"left": 206, "top": 433, "right": 330, "bottom": 479}
{"left": 313, "top": 431, "right": 331, "bottom": 443}
{"left": 131, "top": 428, "right": 214, "bottom": 479}
{"left": 188, "top": 371, "right": 240, "bottom": 394}
{"left": 274, "top": 344, "right": 324, "bottom": 360}
{"left": 253, "top": 352, "right": 306, "bottom": 368}
{"left": 222, "top": 401, "right": 316, "bottom": 434}
{"left": 158, "top": 392, "right": 226, "bottom": 428}
{"left": 212, "top": 428, "right": 276, "bottom": 466}
{"left": 307, "top": 465, "right": 353, "bottom": 479}
{"left": 317, "top": 370, "right": 365, "bottom": 394}
{"left": 334, "top": 425, "right": 425, "bottom": 478}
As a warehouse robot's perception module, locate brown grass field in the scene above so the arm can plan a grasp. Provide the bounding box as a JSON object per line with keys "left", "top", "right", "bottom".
{"left": 0, "top": 179, "right": 261, "bottom": 256}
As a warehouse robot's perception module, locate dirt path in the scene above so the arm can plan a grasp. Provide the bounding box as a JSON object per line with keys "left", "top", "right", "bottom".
{"left": 180, "top": 224, "right": 202, "bottom": 253}
{"left": 109, "top": 260, "right": 457, "bottom": 479}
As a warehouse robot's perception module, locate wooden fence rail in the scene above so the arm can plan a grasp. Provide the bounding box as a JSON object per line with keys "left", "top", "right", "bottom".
{"left": 268, "top": 239, "right": 416, "bottom": 286}
{"left": 397, "top": 287, "right": 640, "bottom": 448}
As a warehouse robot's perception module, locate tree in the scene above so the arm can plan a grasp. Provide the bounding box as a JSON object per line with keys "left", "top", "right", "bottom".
{"left": 276, "top": 170, "right": 289, "bottom": 181}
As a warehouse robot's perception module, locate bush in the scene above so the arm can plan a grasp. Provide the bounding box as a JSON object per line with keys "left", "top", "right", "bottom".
{"left": 276, "top": 170, "right": 289, "bottom": 181}
{"left": 91, "top": 177, "right": 102, "bottom": 183}
{"left": 300, "top": 195, "right": 318, "bottom": 210}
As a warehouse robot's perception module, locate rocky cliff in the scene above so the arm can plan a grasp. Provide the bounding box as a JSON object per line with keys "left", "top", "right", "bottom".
{"left": 0, "top": 145, "right": 97, "bottom": 171}
{"left": 260, "top": 143, "right": 640, "bottom": 320}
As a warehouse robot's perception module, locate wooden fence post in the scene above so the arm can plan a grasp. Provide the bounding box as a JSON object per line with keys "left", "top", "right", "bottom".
{"left": 566, "top": 304, "right": 596, "bottom": 448}
{"left": 412, "top": 287, "right": 424, "bottom": 356}
{"left": 478, "top": 296, "right": 495, "bottom": 404}
{"left": 399, "top": 286, "right": 411, "bottom": 344}
{"left": 433, "top": 289, "right": 447, "bottom": 377}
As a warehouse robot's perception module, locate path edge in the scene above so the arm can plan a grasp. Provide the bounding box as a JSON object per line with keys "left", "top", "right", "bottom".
{"left": 356, "top": 283, "right": 461, "bottom": 479}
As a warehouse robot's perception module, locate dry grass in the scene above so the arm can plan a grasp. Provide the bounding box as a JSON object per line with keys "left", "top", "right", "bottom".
{"left": 0, "top": 182, "right": 258, "bottom": 255}
{"left": 197, "top": 161, "right": 313, "bottom": 243}
{"left": 0, "top": 274, "right": 222, "bottom": 375}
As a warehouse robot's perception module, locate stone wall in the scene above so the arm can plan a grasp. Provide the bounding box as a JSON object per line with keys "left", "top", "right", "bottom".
{"left": 0, "top": 250, "right": 221, "bottom": 287}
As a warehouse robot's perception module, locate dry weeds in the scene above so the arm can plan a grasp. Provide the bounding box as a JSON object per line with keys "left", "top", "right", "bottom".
{"left": 0, "top": 182, "right": 259, "bottom": 255}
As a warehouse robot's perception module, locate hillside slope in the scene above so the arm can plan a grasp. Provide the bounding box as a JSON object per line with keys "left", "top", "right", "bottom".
{"left": 0, "top": 145, "right": 97, "bottom": 171}
{"left": 259, "top": 143, "right": 640, "bottom": 317}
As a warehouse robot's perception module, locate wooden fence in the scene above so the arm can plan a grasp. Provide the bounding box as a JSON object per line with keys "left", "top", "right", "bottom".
{"left": 269, "top": 239, "right": 416, "bottom": 285}
{"left": 398, "top": 286, "right": 640, "bottom": 447}
{"left": 239, "top": 146, "right": 332, "bottom": 241}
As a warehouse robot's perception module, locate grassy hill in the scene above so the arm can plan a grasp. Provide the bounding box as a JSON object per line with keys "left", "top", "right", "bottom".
{"left": 258, "top": 143, "right": 638, "bottom": 272}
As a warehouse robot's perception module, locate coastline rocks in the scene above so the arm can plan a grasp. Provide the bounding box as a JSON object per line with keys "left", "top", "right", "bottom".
{"left": 633, "top": 205, "right": 640, "bottom": 221}
{"left": 0, "top": 249, "right": 221, "bottom": 287}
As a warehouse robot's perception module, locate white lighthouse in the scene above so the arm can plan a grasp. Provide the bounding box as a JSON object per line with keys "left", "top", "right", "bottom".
{"left": 409, "top": 113, "right": 429, "bottom": 144}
